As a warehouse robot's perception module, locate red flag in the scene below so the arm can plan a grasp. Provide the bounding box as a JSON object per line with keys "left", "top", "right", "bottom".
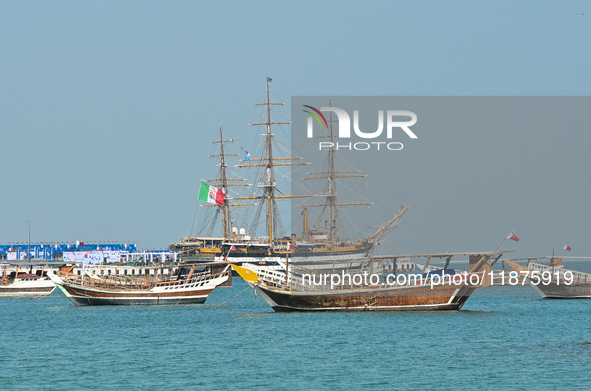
{"left": 230, "top": 245, "right": 237, "bottom": 251}
{"left": 506, "top": 232, "right": 520, "bottom": 242}
{"left": 288, "top": 243, "right": 299, "bottom": 250}
{"left": 563, "top": 245, "right": 572, "bottom": 252}
{"left": 215, "top": 189, "right": 225, "bottom": 205}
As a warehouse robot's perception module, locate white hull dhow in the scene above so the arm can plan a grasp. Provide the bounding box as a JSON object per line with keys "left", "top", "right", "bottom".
{"left": 0, "top": 276, "right": 55, "bottom": 297}
{"left": 0, "top": 263, "right": 56, "bottom": 297}
{"left": 48, "top": 263, "right": 231, "bottom": 306}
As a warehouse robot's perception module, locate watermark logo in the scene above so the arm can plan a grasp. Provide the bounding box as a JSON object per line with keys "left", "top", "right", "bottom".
{"left": 302, "top": 105, "right": 328, "bottom": 129}
{"left": 303, "top": 105, "right": 418, "bottom": 151}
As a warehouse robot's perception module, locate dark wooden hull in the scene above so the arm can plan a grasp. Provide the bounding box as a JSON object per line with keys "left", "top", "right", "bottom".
{"left": 254, "top": 283, "right": 476, "bottom": 311}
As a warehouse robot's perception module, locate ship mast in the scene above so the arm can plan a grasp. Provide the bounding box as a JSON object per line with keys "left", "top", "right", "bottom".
{"left": 235, "top": 78, "right": 310, "bottom": 249}
{"left": 301, "top": 97, "right": 371, "bottom": 244}
{"left": 327, "top": 97, "right": 338, "bottom": 243}
{"left": 264, "top": 80, "right": 277, "bottom": 245}
{"left": 218, "top": 121, "right": 230, "bottom": 239}
{"left": 206, "top": 121, "right": 251, "bottom": 238}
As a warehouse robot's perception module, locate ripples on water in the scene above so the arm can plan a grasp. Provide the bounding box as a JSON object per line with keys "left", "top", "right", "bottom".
{"left": 1, "top": 282, "right": 590, "bottom": 390}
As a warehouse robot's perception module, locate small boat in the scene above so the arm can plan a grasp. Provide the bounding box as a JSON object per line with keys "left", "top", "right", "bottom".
{"left": 0, "top": 263, "right": 56, "bottom": 297}
{"left": 233, "top": 252, "right": 505, "bottom": 311}
{"left": 507, "top": 257, "right": 591, "bottom": 299}
{"left": 48, "top": 262, "right": 231, "bottom": 306}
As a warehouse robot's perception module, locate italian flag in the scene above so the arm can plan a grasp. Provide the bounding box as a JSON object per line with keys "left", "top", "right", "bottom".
{"left": 198, "top": 180, "right": 225, "bottom": 205}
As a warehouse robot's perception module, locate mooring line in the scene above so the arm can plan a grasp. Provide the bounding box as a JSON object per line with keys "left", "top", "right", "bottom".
{"left": 205, "top": 286, "right": 250, "bottom": 313}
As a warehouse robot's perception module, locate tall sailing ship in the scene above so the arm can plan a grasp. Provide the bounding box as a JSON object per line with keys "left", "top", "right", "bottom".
{"left": 170, "top": 79, "right": 306, "bottom": 269}
{"left": 168, "top": 119, "right": 276, "bottom": 265}
{"left": 289, "top": 96, "right": 409, "bottom": 272}
{"left": 171, "top": 80, "right": 408, "bottom": 274}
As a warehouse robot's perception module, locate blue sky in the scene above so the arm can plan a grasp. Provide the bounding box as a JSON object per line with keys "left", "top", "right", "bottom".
{"left": 0, "top": 1, "right": 589, "bottom": 254}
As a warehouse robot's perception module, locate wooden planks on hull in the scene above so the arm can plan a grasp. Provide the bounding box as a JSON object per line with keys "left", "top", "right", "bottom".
{"left": 68, "top": 295, "right": 208, "bottom": 306}
{"left": 0, "top": 286, "right": 55, "bottom": 296}
{"left": 50, "top": 262, "right": 231, "bottom": 306}
{"left": 258, "top": 283, "right": 475, "bottom": 311}
{"left": 63, "top": 285, "right": 213, "bottom": 299}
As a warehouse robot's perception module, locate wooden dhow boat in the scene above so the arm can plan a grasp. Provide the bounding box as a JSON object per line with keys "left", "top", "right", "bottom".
{"left": 48, "top": 262, "right": 231, "bottom": 306}
{"left": 234, "top": 252, "right": 509, "bottom": 311}
{"left": 507, "top": 256, "right": 591, "bottom": 299}
{"left": 0, "top": 263, "right": 56, "bottom": 297}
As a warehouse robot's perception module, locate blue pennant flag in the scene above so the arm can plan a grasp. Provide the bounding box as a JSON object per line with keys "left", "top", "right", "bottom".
{"left": 267, "top": 77, "right": 272, "bottom": 82}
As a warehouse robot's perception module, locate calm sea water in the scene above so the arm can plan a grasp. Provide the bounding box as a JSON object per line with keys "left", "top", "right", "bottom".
{"left": 1, "top": 277, "right": 591, "bottom": 390}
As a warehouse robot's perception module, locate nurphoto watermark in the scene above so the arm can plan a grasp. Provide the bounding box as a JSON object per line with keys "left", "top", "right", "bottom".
{"left": 301, "top": 270, "right": 574, "bottom": 290}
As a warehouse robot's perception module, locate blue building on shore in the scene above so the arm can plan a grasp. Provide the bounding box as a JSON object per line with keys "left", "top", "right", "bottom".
{"left": 0, "top": 242, "right": 138, "bottom": 261}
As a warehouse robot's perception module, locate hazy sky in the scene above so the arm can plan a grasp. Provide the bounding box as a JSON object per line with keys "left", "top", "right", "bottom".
{"left": 1, "top": 1, "right": 589, "bottom": 255}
